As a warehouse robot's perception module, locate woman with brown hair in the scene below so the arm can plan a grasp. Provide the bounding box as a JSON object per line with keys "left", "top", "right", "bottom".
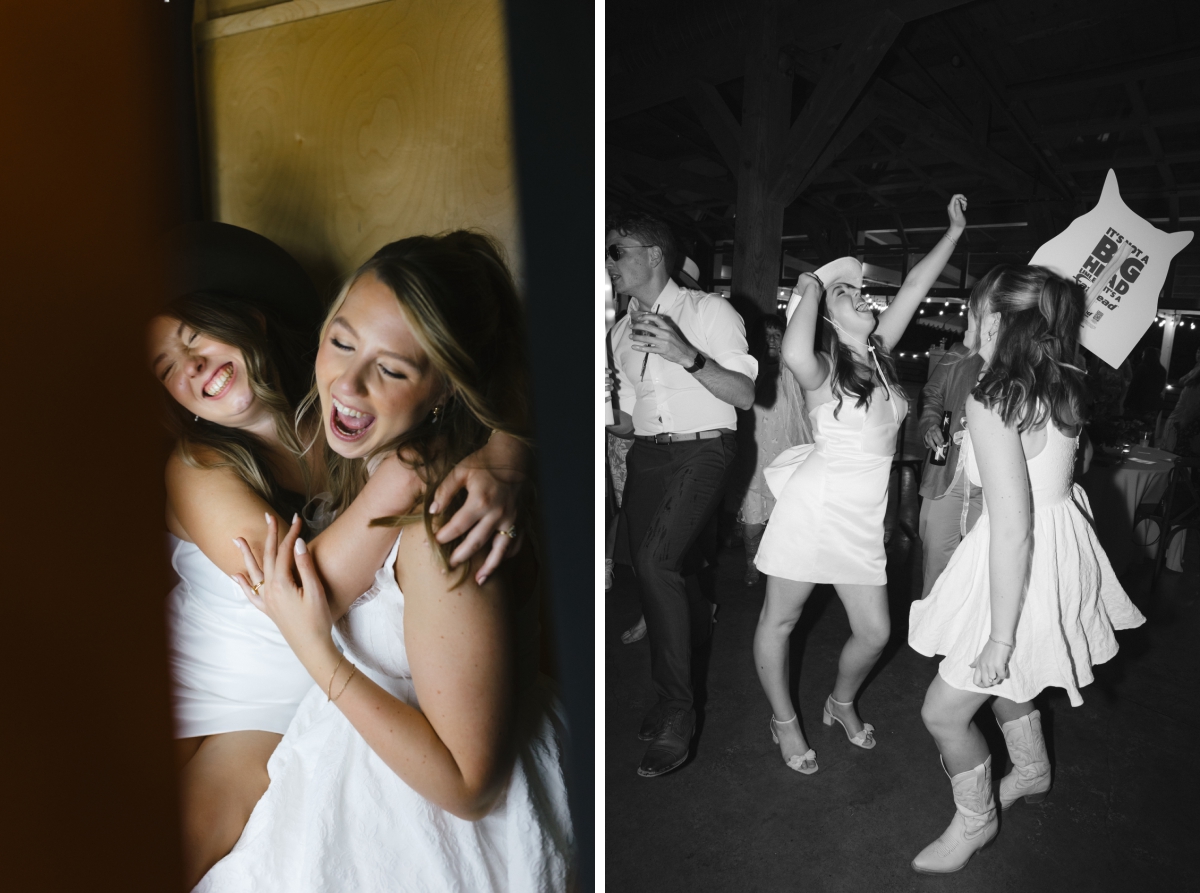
{"left": 907, "top": 265, "right": 1144, "bottom": 874}
{"left": 753, "top": 195, "right": 968, "bottom": 775}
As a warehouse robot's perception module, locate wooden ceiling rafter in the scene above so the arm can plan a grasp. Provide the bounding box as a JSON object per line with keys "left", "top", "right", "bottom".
{"left": 1124, "top": 79, "right": 1180, "bottom": 224}
{"left": 770, "top": 11, "right": 905, "bottom": 203}
{"left": 935, "top": 15, "right": 1075, "bottom": 200}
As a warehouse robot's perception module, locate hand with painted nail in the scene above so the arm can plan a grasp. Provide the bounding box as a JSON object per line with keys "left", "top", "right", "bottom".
{"left": 428, "top": 430, "right": 529, "bottom": 585}
{"left": 232, "top": 513, "right": 336, "bottom": 663}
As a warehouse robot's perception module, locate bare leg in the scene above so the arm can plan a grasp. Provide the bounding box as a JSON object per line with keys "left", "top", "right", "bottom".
{"left": 921, "top": 674, "right": 992, "bottom": 774}
{"left": 754, "top": 576, "right": 816, "bottom": 760}
{"left": 179, "top": 730, "right": 283, "bottom": 889}
{"left": 826, "top": 583, "right": 891, "bottom": 737}
{"left": 991, "top": 696, "right": 1035, "bottom": 724}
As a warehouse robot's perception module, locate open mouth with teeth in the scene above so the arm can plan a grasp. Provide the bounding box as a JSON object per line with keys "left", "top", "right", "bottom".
{"left": 203, "top": 363, "right": 236, "bottom": 398}
{"left": 329, "top": 396, "right": 376, "bottom": 441}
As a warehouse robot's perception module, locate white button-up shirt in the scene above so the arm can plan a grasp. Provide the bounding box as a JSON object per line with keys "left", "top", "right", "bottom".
{"left": 611, "top": 279, "right": 758, "bottom": 436}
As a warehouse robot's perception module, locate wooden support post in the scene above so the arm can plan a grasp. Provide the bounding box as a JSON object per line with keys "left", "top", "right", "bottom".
{"left": 1161, "top": 314, "right": 1177, "bottom": 374}
{"left": 731, "top": 0, "right": 791, "bottom": 314}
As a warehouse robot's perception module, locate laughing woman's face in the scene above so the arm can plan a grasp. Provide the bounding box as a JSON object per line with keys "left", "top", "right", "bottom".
{"left": 314, "top": 273, "right": 446, "bottom": 460}
{"left": 825, "top": 281, "right": 876, "bottom": 342}
{"left": 147, "top": 315, "right": 260, "bottom": 427}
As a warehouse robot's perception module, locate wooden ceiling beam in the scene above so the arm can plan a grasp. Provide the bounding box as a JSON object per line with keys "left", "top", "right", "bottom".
{"left": 1038, "top": 107, "right": 1200, "bottom": 141}
{"left": 606, "top": 0, "right": 975, "bottom": 121}
{"left": 1007, "top": 45, "right": 1200, "bottom": 100}
{"left": 606, "top": 147, "right": 737, "bottom": 201}
{"left": 684, "top": 79, "right": 743, "bottom": 172}
{"left": 786, "top": 101, "right": 880, "bottom": 204}
{"left": 1061, "top": 148, "right": 1200, "bottom": 172}
{"left": 936, "top": 16, "right": 1075, "bottom": 199}
{"left": 893, "top": 46, "right": 973, "bottom": 132}
{"left": 867, "top": 80, "right": 1033, "bottom": 195}
{"left": 771, "top": 11, "right": 904, "bottom": 203}
{"left": 1125, "top": 80, "right": 1180, "bottom": 224}
{"left": 867, "top": 128, "right": 953, "bottom": 202}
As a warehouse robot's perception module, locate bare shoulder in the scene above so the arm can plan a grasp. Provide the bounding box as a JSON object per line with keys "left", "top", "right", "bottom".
{"left": 164, "top": 445, "right": 258, "bottom": 518}
{"left": 166, "top": 445, "right": 225, "bottom": 489}
{"left": 395, "top": 522, "right": 536, "bottom": 612}
{"left": 395, "top": 522, "right": 496, "bottom": 602}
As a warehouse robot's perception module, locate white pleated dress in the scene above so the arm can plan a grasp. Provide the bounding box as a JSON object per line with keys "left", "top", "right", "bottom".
{"left": 195, "top": 534, "right": 574, "bottom": 893}
{"left": 908, "top": 423, "right": 1146, "bottom": 706}
{"left": 755, "top": 386, "right": 907, "bottom": 585}
{"left": 167, "top": 535, "right": 315, "bottom": 738}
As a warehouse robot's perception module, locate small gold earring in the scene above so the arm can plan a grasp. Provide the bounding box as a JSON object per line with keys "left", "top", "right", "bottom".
{"left": 431, "top": 405, "right": 442, "bottom": 423}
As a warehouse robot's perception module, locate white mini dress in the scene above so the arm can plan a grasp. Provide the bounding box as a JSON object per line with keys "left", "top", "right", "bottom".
{"left": 166, "top": 535, "right": 315, "bottom": 738}
{"left": 908, "top": 423, "right": 1146, "bottom": 706}
{"left": 755, "top": 385, "right": 908, "bottom": 585}
{"left": 195, "top": 534, "right": 574, "bottom": 892}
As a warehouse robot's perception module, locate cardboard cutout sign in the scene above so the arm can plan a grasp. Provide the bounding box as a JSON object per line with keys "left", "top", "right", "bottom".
{"left": 1029, "top": 169, "right": 1193, "bottom": 369}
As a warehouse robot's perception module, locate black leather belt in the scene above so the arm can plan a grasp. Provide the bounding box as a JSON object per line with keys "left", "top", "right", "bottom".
{"left": 633, "top": 428, "right": 731, "bottom": 444}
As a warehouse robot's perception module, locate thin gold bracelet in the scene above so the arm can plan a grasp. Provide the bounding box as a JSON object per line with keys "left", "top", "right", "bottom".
{"left": 332, "top": 664, "right": 358, "bottom": 703}
{"left": 988, "top": 635, "right": 1014, "bottom": 649}
{"left": 327, "top": 655, "right": 346, "bottom": 701}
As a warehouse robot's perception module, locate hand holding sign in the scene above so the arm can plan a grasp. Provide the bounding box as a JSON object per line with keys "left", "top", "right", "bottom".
{"left": 1029, "top": 169, "right": 1193, "bottom": 369}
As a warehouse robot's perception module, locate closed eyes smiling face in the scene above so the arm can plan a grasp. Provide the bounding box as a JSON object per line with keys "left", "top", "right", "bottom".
{"left": 826, "top": 282, "right": 875, "bottom": 339}
{"left": 314, "top": 272, "right": 447, "bottom": 459}
{"left": 147, "top": 315, "right": 258, "bottom": 425}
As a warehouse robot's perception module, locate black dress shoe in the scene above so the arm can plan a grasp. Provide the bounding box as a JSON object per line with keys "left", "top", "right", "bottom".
{"left": 638, "top": 703, "right": 666, "bottom": 741}
{"left": 637, "top": 708, "right": 695, "bottom": 777}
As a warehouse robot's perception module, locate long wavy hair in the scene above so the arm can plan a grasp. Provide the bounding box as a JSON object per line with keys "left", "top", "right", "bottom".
{"left": 967, "top": 264, "right": 1088, "bottom": 433}
{"left": 818, "top": 294, "right": 901, "bottom": 419}
{"left": 162, "top": 292, "right": 315, "bottom": 517}
{"left": 297, "top": 231, "right": 533, "bottom": 571}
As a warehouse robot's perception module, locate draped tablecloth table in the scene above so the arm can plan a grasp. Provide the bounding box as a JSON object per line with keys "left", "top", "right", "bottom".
{"left": 1080, "top": 445, "right": 1183, "bottom": 575}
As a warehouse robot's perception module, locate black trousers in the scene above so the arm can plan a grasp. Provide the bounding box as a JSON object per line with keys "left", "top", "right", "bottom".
{"left": 621, "top": 432, "right": 737, "bottom": 713}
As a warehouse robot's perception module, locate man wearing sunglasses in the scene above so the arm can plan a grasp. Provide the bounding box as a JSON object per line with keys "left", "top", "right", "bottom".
{"left": 605, "top": 209, "right": 757, "bottom": 778}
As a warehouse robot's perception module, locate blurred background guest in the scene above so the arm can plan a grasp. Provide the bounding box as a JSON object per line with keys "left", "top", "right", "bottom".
{"left": 736, "top": 314, "right": 811, "bottom": 586}
{"left": 917, "top": 342, "right": 985, "bottom": 599}
{"left": 1125, "top": 343, "right": 1168, "bottom": 432}
{"left": 1161, "top": 347, "right": 1200, "bottom": 456}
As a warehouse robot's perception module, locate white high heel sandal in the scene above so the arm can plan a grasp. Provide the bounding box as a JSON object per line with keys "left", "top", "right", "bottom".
{"left": 823, "top": 695, "right": 876, "bottom": 749}
{"left": 770, "top": 714, "right": 818, "bottom": 775}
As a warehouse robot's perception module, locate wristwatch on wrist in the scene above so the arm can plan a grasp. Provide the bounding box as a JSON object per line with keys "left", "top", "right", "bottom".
{"left": 684, "top": 351, "right": 706, "bottom": 374}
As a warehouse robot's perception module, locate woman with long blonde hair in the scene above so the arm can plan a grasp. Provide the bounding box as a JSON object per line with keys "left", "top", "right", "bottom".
{"left": 150, "top": 224, "right": 528, "bottom": 887}
{"left": 201, "top": 231, "right": 572, "bottom": 892}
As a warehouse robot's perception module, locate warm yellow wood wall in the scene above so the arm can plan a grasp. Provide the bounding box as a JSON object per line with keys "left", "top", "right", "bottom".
{"left": 195, "top": 0, "right": 519, "bottom": 295}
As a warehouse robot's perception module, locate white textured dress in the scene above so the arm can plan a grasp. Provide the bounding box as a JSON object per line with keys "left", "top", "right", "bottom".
{"left": 755, "top": 386, "right": 907, "bottom": 585}
{"left": 167, "top": 535, "right": 315, "bottom": 738}
{"left": 195, "top": 534, "right": 574, "bottom": 893}
{"left": 908, "top": 423, "right": 1146, "bottom": 706}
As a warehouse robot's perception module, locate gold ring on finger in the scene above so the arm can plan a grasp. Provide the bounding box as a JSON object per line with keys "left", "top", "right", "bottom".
{"left": 251, "top": 581, "right": 263, "bottom": 594}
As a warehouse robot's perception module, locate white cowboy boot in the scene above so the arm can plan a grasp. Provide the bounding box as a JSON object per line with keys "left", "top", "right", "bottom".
{"left": 911, "top": 756, "right": 999, "bottom": 874}
{"left": 998, "top": 709, "right": 1051, "bottom": 810}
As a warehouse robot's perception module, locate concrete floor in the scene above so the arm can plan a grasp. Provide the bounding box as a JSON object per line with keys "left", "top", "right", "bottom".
{"left": 605, "top": 498, "right": 1200, "bottom": 891}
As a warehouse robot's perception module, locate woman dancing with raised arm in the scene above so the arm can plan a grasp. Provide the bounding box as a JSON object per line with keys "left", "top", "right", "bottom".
{"left": 148, "top": 224, "right": 528, "bottom": 887}
{"left": 200, "top": 231, "right": 572, "bottom": 892}
{"left": 753, "top": 195, "right": 968, "bottom": 774}
{"left": 907, "top": 265, "right": 1144, "bottom": 873}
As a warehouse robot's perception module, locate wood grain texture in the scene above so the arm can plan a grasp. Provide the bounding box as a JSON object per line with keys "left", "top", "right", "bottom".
{"left": 197, "top": 0, "right": 392, "bottom": 41}
{"left": 206, "top": 0, "right": 289, "bottom": 21}
{"left": 197, "top": 0, "right": 519, "bottom": 293}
